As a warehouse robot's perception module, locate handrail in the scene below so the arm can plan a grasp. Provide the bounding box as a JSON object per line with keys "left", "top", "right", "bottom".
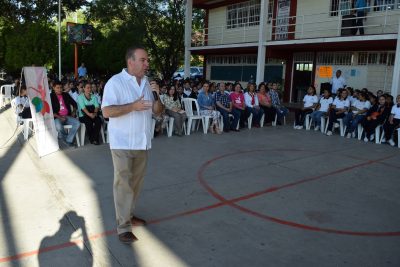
{"left": 191, "top": 3, "right": 400, "bottom": 47}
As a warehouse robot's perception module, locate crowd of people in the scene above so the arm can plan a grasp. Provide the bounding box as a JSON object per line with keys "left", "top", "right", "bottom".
{"left": 8, "top": 71, "right": 400, "bottom": 148}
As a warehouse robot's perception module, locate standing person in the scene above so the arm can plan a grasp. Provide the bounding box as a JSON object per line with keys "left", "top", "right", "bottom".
{"left": 77, "top": 82, "right": 102, "bottom": 145}
{"left": 50, "top": 80, "right": 80, "bottom": 147}
{"left": 355, "top": 0, "right": 366, "bottom": 35}
{"left": 78, "top": 63, "right": 87, "bottom": 78}
{"left": 101, "top": 46, "right": 163, "bottom": 243}
{"left": 330, "top": 70, "right": 346, "bottom": 96}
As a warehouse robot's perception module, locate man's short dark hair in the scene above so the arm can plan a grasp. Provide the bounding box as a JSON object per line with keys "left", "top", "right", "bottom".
{"left": 125, "top": 45, "right": 146, "bottom": 61}
{"left": 54, "top": 80, "right": 62, "bottom": 87}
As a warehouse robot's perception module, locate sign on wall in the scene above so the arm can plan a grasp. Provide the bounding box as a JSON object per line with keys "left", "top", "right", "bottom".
{"left": 317, "top": 66, "right": 333, "bottom": 78}
{"left": 23, "top": 67, "right": 59, "bottom": 157}
{"left": 276, "top": 0, "right": 291, "bottom": 40}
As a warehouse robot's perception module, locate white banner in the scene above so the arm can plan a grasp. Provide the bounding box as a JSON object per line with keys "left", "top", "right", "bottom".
{"left": 276, "top": 0, "right": 291, "bottom": 40}
{"left": 23, "top": 67, "right": 59, "bottom": 157}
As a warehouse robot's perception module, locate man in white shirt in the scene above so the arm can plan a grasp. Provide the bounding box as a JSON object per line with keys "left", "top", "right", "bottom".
{"left": 330, "top": 70, "right": 346, "bottom": 95}
{"left": 102, "top": 46, "right": 163, "bottom": 243}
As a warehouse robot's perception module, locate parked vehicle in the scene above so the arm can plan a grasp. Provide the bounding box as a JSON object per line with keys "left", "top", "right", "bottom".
{"left": 173, "top": 67, "right": 203, "bottom": 79}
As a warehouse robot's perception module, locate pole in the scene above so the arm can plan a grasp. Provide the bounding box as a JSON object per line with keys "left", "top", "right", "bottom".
{"left": 391, "top": 18, "right": 400, "bottom": 97}
{"left": 256, "top": 0, "right": 269, "bottom": 84}
{"left": 74, "top": 44, "right": 78, "bottom": 79}
{"left": 58, "top": 0, "right": 62, "bottom": 80}
{"left": 184, "top": 0, "right": 193, "bottom": 79}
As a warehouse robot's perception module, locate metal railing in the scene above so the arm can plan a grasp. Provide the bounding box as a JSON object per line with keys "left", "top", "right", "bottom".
{"left": 191, "top": 4, "right": 400, "bottom": 47}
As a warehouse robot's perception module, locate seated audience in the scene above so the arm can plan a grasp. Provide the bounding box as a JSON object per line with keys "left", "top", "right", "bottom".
{"left": 244, "top": 83, "right": 264, "bottom": 127}
{"left": 230, "top": 83, "right": 245, "bottom": 130}
{"left": 310, "top": 88, "right": 333, "bottom": 131}
{"left": 163, "top": 86, "right": 187, "bottom": 136}
{"left": 326, "top": 89, "right": 350, "bottom": 136}
{"left": 269, "top": 82, "right": 288, "bottom": 125}
{"left": 215, "top": 82, "right": 236, "bottom": 132}
{"left": 345, "top": 91, "right": 370, "bottom": 138}
{"left": 77, "top": 82, "right": 102, "bottom": 145}
{"left": 383, "top": 95, "right": 400, "bottom": 146}
{"left": 15, "top": 85, "right": 32, "bottom": 119}
{"left": 294, "top": 85, "right": 318, "bottom": 129}
{"left": 50, "top": 81, "right": 80, "bottom": 147}
{"left": 198, "top": 81, "right": 222, "bottom": 134}
{"left": 257, "top": 82, "right": 275, "bottom": 124}
{"left": 362, "top": 95, "right": 390, "bottom": 142}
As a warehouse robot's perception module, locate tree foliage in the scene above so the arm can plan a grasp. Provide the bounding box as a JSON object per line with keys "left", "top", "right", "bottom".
{"left": 88, "top": 0, "right": 185, "bottom": 79}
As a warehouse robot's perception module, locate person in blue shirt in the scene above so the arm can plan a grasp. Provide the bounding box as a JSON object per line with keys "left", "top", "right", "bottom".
{"left": 78, "top": 63, "right": 87, "bottom": 78}
{"left": 355, "top": 0, "right": 366, "bottom": 35}
{"left": 198, "top": 81, "right": 222, "bottom": 134}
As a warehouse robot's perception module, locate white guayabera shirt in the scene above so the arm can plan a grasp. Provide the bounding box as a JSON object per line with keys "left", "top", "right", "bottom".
{"left": 102, "top": 69, "right": 154, "bottom": 150}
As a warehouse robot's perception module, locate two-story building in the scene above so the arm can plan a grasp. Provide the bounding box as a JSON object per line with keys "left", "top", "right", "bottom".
{"left": 183, "top": 0, "right": 400, "bottom": 102}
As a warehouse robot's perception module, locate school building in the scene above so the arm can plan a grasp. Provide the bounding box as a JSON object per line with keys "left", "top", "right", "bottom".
{"left": 183, "top": 0, "right": 400, "bottom": 102}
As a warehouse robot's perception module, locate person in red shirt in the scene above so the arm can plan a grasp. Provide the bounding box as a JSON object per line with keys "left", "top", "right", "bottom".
{"left": 230, "top": 83, "right": 245, "bottom": 130}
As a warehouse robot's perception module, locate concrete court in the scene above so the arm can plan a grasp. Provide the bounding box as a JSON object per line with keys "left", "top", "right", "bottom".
{"left": 1, "top": 106, "right": 400, "bottom": 267}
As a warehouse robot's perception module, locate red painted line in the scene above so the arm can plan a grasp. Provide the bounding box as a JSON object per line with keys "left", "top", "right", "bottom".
{"left": 1, "top": 150, "right": 398, "bottom": 263}
{"left": 198, "top": 150, "right": 400, "bottom": 237}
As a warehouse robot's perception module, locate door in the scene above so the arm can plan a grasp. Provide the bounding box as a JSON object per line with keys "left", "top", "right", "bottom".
{"left": 292, "top": 62, "right": 313, "bottom": 103}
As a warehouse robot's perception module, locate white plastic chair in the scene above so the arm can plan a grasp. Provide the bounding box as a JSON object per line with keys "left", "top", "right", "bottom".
{"left": 272, "top": 113, "right": 286, "bottom": 126}
{"left": 63, "top": 125, "right": 80, "bottom": 147}
{"left": 325, "top": 118, "right": 345, "bottom": 136}
{"left": 11, "top": 98, "right": 34, "bottom": 140}
{"left": 247, "top": 113, "right": 265, "bottom": 129}
{"left": 80, "top": 123, "right": 106, "bottom": 145}
{"left": 182, "top": 98, "right": 205, "bottom": 135}
{"left": 1, "top": 84, "right": 13, "bottom": 108}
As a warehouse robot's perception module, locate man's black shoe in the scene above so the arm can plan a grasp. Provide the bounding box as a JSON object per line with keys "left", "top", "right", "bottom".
{"left": 118, "top": 232, "right": 138, "bottom": 243}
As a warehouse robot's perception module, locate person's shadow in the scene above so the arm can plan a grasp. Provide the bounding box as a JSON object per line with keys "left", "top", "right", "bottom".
{"left": 38, "top": 211, "right": 93, "bottom": 267}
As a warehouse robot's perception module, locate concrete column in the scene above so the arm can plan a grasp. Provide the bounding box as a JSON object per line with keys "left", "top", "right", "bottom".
{"left": 256, "top": 0, "right": 269, "bottom": 85}
{"left": 184, "top": 0, "right": 193, "bottom": 79}
{"left": 391, "top": 18, "right": 400, "bottom": 97}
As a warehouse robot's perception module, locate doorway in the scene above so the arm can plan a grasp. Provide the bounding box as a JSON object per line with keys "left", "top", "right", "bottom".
{"left": 292, "top": 62, "right": 313, "bottom": 103}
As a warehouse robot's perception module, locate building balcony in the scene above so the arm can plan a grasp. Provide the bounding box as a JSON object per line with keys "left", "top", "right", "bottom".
{"left": 191, "top": 5, "right": 400, "bottom": 49}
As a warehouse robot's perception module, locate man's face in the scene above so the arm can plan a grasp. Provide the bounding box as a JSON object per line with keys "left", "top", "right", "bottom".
{"left": 336, "top": 71, "right": 341, "bottom": 78}
{"left": 54, "top": 84, "right": 62, "bottom": 95}
{"left": 272, "top": 84, "right": 277, "bottom": 90}
{"left": 219, "top": 83, "right": 225, "bottom": 91}
{"left": 184, "top": 82, "right": 190, "bottom": 89}
{"left": 128, "top": 49, "right": 149, "bottom": 78}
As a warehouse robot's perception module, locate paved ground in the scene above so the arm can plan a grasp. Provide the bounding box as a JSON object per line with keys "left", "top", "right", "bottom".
{"left": 1, "top": 106, "right": 400, "bottom": 267}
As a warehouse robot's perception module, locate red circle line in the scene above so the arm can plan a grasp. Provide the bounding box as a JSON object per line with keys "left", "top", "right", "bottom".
{"left": 197, "top": 149, "right": 400, "bottom": 237}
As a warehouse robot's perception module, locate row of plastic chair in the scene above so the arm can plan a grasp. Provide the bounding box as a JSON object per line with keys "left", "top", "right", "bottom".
{"left": 303, "top": 114, "right": 399, "bottom": 147}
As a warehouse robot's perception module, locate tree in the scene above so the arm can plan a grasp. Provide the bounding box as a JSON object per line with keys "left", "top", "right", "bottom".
{"left": 3, "top": 23, "right": 57, "bottom": 74}
{"left": 88, "top": 0, "right": 185, "bottom": 79}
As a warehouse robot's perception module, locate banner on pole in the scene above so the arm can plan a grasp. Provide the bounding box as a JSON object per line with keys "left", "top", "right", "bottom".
{"left": 23, "top": 67, "right": 59, "bottom": 157}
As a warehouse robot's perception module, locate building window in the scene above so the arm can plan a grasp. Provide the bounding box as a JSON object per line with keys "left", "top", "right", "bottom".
{"left": 372, "top": 0, "right": 400, "bottom": 11}
{"left": 317, "top": 52, "right": 352, "bottom": 65}
{"left": 227, "top": 0, "right": 261, "bottom": 29}
{"left": 357, "top": 51, "right": 395, "bottom": 65}
{"left": 330, "top": 0, "right": 353, "bottom": 16}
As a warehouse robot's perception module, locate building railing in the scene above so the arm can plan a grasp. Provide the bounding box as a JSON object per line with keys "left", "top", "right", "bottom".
{"left": 192, "top": 4, "right": 400, "bottom": 47}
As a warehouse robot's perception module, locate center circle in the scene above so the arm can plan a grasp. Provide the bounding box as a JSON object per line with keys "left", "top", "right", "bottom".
{"left": 197, "top": 149, "right": 400, "bottom": 237}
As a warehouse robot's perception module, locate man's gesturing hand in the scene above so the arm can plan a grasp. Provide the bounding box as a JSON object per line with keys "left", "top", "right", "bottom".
{"left": 132, "top": 95, "right": 153, "bottom": 111}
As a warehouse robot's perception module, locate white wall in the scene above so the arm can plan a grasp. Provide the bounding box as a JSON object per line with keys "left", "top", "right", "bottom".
{"left": 315, "top": 64, "right": 394, "bottom": 94}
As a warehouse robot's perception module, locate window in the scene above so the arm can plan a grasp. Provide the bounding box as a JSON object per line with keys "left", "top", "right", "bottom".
{"left": 373, "top": 0, "right": 400, "bottom": 11}
{"left": 358, "top": 52, "right": 368, "bottom": 65}
{"left": 317, "top": 52, "right": 352, "bottom": 65}
{"left": 330, "top": 0, "right": 353, "bottom": 16}
{"left": 227, "top": 0, "right": 261, "bottom": 29}
{"left": 357, "top": 51, "right": 395, "bottom": 65}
